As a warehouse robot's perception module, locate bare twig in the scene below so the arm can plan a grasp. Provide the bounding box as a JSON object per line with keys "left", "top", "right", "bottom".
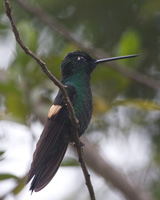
{"left": 14, "top": 0, "right": 160, "bottom": 91}
{"left": 4, "top": 1, "right": 95, "bottom": 199}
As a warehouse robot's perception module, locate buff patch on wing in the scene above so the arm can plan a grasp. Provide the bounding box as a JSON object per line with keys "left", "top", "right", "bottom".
{"left": 48, "top": 105, "right": 62, "bottom": 118}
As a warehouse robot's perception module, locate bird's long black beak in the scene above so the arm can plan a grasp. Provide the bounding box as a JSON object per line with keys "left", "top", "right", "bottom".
{"left": 95, "top": 54, "right": 139, "bottom": 64}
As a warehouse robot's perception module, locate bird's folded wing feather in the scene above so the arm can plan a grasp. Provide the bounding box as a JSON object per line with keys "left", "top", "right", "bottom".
{"left": 26, "top": 85, "right": 76, "bottom": 184}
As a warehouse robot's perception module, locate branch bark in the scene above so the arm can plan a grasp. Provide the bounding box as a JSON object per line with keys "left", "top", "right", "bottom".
{"left": 14, "top": 0, "right": 160, "bottom": 91}
{"left": 4, "top": 1, "right": 95, "bottom": 199}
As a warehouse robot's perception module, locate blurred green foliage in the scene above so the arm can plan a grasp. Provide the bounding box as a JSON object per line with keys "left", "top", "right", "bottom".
{"left": 0, "top": 0, "right": 160, "bottom": 199}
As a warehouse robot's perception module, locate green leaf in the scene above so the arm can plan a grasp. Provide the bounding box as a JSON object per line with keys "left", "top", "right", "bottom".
{"left": 93, "top": 96, "right": 110, "bottom": 115}
{"left": 0, "top": 173, "right": 20, "bottom": 181}
{"left": 116, "top": 29, "right": 141, "bottom": 67}
{"left": 0, "top": 151, "right": 5, "bottom": 161}
{"left": 61, "top": 158, "right": 79, "bottom": 167}
{"left": 0, "top": 81, "right": 29, "bottom": 123}
{"left": 13, "top": 176, "right": 26, "bottom": 195}
{"left": 16, "top": 20, "right": 38, "bottom": 52}
{"left": 113, "top": 99, "right": 160, "bottom": 111}
{"left": 0, "top": 151, "right": 5, "bottom": 157}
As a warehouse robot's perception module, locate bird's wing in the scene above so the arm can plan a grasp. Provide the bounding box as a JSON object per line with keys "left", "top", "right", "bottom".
{"left": 26, "top": 85, "right": 76, "bottom": 189}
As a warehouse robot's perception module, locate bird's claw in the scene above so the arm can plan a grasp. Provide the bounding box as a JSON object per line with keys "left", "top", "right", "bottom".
{"left": 73, "top": 141, "right": 85, "bottom": 148}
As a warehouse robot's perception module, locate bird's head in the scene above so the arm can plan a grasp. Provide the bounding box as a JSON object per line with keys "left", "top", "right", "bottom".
{"left": 61, "top": 50, "right": 138, "bottom": 79}
{"left": 61, "top": 51, "right": 96, "bottom": 79}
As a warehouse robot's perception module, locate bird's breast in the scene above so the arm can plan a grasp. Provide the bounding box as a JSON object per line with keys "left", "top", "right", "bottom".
{"left": 74, "top": 85, "right": 93, "bottom": 136}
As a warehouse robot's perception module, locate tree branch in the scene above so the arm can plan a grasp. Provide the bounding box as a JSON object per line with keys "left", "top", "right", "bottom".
{"left": 14, "top": 0, "right": 160, "bottom": 91}
{"left": 4, "top": 1, "right": 95, "bottom": 199}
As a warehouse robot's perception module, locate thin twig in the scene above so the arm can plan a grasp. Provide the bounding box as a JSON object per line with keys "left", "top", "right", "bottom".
{"left": 14, "top": 0, "right": 160, "bottom": 91}
{"left": 4, "top": 0, "right": 95, "bottom": 199}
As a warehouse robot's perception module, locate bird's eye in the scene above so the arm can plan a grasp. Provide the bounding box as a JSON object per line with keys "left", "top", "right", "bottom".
{"left": 77, "top": 56, "right": 86, "bottom": 61}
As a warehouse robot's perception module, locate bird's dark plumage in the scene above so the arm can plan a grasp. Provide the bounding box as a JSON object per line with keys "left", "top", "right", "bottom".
{"left": 26, "top": 51, "right": 138, "bottom": 192}
{"left": 26, "top": 85, "right": 77, "bottom": 192}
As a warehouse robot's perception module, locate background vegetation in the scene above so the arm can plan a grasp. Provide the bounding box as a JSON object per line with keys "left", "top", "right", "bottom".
{"left": 1, "top": 0, "right": 160, "bottom": 199}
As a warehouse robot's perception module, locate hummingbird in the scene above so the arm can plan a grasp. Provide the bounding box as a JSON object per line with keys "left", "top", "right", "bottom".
{"left": 26, "top": 51, "right": 138, "bottom": 192}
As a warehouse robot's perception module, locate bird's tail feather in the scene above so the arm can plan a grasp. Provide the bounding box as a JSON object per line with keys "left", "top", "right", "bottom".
{"left": 28, "top": 142, "right": 68, "bottom": 192}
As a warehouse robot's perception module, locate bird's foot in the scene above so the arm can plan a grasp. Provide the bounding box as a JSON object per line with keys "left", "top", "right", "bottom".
{"left": 73, "top": 141, "right": 85, "bottom": 148}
